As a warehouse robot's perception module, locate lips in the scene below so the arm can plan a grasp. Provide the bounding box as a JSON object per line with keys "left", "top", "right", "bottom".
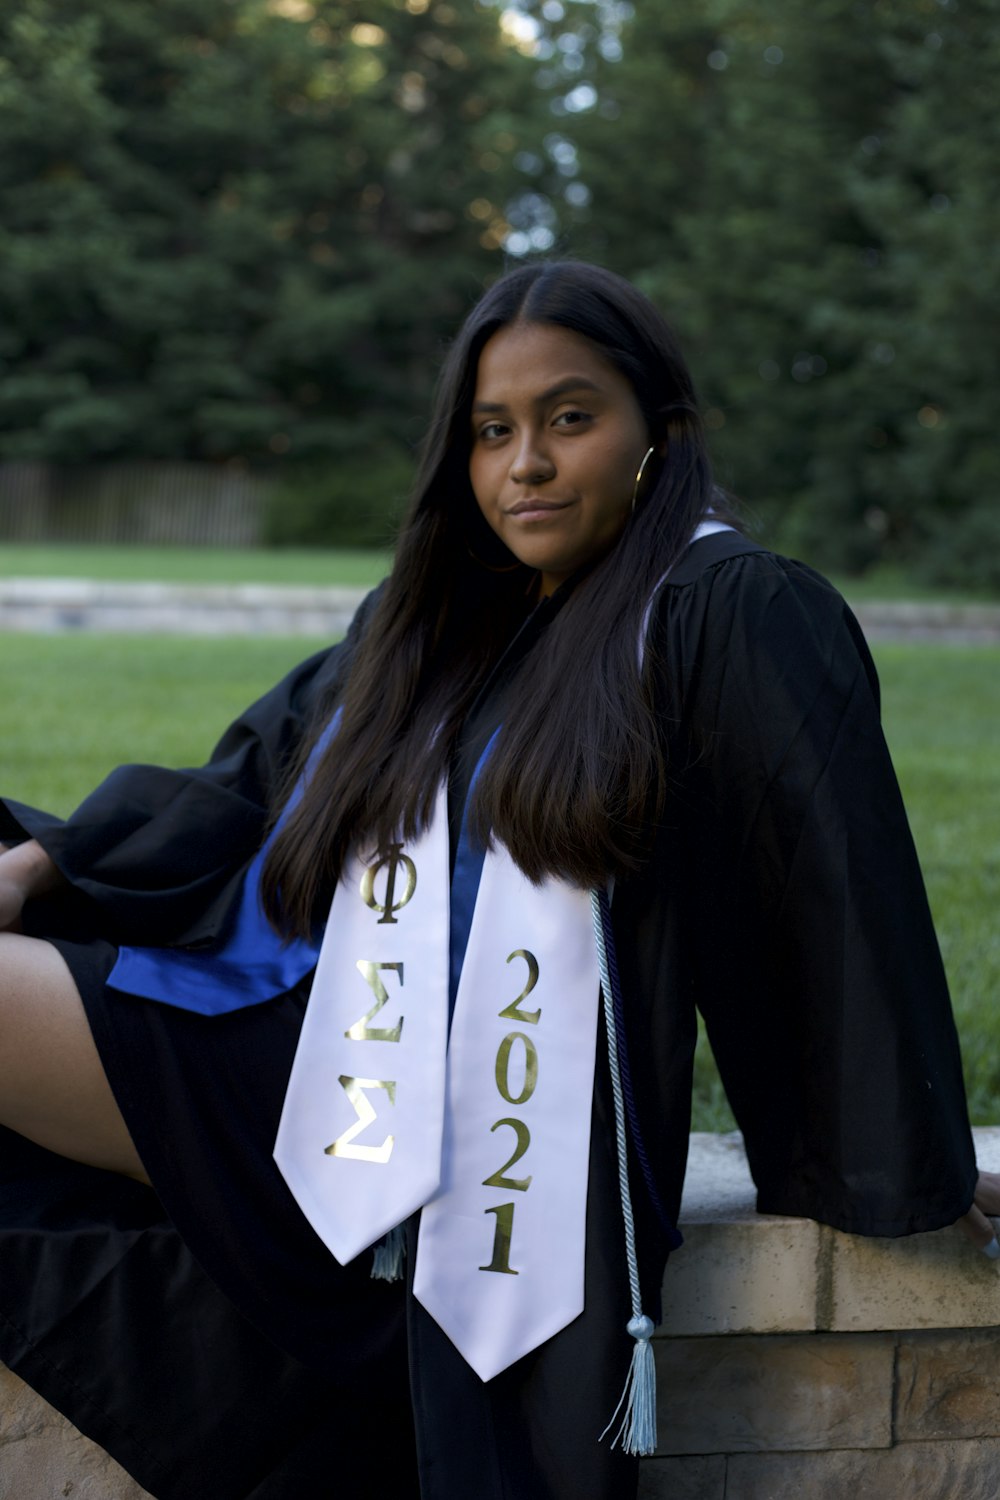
{"left": 506, "top": 498, "right": 571, "bottom": 516}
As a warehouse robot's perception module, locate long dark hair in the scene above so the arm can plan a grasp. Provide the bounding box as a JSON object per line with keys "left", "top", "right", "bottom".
{"left": 262, "top": 260, "right": 723, "bottom": 937}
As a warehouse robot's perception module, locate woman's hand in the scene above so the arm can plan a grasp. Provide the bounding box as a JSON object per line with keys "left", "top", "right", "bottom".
{"left": 0, "top": 840, "right": 64, "bottom": 933}
{"left": 958, "top": 1171, "right": 1000, "bottom": 1257}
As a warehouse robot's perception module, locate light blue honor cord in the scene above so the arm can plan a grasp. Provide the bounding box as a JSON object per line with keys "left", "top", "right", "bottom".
{"left": 591, "top": 889, "right": 658, "bottom": 1457}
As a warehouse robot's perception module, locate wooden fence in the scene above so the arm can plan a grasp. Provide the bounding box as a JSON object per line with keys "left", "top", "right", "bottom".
{"left": 0, "top": 463, "right": 267, "bottom": 546}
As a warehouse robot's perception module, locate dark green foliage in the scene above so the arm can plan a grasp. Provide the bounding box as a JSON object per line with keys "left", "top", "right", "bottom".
{"left": 539, "top": 0, "right": 1000, "bottom": 588}
{"left": 2, "top": 0, "right": 996, "bottom": 583}
{"left": 0, "top": 0, "right": 551, "bottom": 469}
{"left": 262, "top": 449, "right": 413, "bottom": 547}
{"left": 915, "top": 504, "right": 1000, "bottom": 594}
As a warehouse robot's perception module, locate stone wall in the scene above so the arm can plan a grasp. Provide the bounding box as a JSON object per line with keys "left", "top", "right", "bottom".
{"left": 0, "top": 579, "right": 365, "bottom": 637}
{"left": 640, "top": 1129, "right": 1000, "bottom": 1499}
{"left": 4, "top": 1130, "right": 999, "bottom": 1499}
{"left": 641, "top": 1329, "right": 1000, "bottom": 1498}
{"left": 3, "top": 579, "right": 1000, "bottom": 643}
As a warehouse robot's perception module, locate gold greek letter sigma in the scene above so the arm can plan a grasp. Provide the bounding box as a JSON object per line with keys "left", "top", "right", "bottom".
{"left": 479, "top": 1202, "right": 519, "bottom": 1275}
{"left": 498, "top": 949, "right": 541, "bottom": 1025}
{"left": 482, "top": 1117, "right": 533, "bottom": 1192}
{"left": 325, "top": 1076, "right": 395, "bottom": 1163}
{"left": 346, "top": 961, "right": 404, "bottom": 1042}
{"left": 495, "top": 1031, "right": 539, "bottom": 1107}
{"left": 360, "top": 842, "right": 417, "bottom": 924}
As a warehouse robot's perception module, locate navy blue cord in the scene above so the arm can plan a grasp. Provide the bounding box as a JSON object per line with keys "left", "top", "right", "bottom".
{"left": 597, "top": 887, "right": 683, "bottom": 1251}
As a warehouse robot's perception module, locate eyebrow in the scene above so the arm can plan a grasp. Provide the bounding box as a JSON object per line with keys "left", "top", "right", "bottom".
{"left": 471, "top": 377, "right": 604, "bottom": 414}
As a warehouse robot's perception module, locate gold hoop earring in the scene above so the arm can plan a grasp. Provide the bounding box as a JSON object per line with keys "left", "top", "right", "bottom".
{"left": 631, "top": 446, "right": 656, "bottom": 514}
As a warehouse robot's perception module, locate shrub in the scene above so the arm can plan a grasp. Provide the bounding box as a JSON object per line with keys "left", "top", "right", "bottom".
{"left": 262, "top": 450, "right": 414, "bottom": 549}
{"left": 915, "top": 504, "right": 1000, "bottom": 595}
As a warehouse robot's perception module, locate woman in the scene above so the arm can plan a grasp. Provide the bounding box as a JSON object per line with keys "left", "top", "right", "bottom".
{"left": 0, "top": 261, "right": 994, "bottom": 1500}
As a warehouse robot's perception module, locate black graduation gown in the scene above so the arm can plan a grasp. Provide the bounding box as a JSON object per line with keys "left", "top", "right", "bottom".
{"left": 0, "top": 532, "right": 977, "bottom": 1500}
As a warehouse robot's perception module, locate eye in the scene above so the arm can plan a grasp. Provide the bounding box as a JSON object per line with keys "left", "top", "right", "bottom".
{"left": 553, "top": 408, "right": 592, "bottom": 429}
{"left": 476, "top": 420, "right": 509, "bottom": 441}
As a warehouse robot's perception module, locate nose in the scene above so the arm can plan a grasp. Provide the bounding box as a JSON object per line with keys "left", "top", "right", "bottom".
{"left": 509, "top": 430, "right": 555, "bottom": 485}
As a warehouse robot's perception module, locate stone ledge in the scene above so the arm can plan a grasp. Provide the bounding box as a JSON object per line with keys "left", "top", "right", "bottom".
{"left": 0, "top": 579, "right": 367, "bottom": 636}
{"left": 663, "top": 1129, "right": 1000, "bottom": 1336}
{"left": 655, "top": 1332, "right": 894, "bottom": 1454}
{"left": 725, "top": 1438, "right": 1000, "bottom": 1500}
{"left": 853, "top": 600, "right": 1000, "bottom": 644}
{"left": 0, "top": 1362, "right": 150, "bottom": 1499}
{"left": 5, "top": 1130, "right": 999, "bottom": 1498}
{"left": 3, "top": 578, "right": 999, "bottom": 641}
{"left": 640, "top": 1439, "right": 1000, "bottom": 1500}
{"left": 896, "top": 1328, "right": 1000, "bottom": 1441}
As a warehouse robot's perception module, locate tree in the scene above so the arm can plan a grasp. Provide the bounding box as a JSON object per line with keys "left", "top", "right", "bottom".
{"left": 0, "top": 0, "right": 553, "bottom": 493}
{"left": 526, "top": 0, "right": 1000, "bottom": 582}
{"left": 847, "top": 0, "right": 1000, "bottom": 586}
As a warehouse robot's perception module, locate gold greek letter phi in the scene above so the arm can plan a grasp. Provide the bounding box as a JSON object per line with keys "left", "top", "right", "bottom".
{"left": 360, "top": 842, "right": 417, "bottom": 924}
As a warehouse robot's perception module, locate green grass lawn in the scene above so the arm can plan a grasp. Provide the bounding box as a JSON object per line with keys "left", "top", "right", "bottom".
{"left": 692, "top": 640, "right": 1000, "bottom": 1131}
{"left": 0, "top": 543, "right": 391, "bottom": 588}
{"left": 876, "top": 645, "right": 1000, "bottom": 1125}
{"left": 0, "top": 634, "right": 325, "bottom": 811}
{"left": 2, "top": 633, "right": 998, "bottom": 1127}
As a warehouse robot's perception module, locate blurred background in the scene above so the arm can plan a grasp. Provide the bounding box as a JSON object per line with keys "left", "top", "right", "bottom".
{"left": 1, "top": 0, "right": 998, "bottom": 586}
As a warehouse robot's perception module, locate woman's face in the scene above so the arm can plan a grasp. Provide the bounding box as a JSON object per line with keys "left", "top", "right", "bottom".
{"left": 468, "top": 321, "right": 654, "bottom": 596}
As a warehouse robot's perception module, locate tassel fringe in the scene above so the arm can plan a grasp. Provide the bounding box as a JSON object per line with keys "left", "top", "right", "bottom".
{"left": 601, "top": 1314, "right": 657, "bottom": 1456}
{"left": 371, "top": 1223, "right": 406, "bottom": 1281}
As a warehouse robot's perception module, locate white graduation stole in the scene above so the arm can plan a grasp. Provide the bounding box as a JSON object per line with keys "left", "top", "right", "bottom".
{"left": 274, "top": 796, "right": 451, "bottom": 1261}
{"left": 274, "top": 784, "right": 601, "bottom": 1380}
{"left": 413, "top": 839, "right": 600, "bottom": 1379}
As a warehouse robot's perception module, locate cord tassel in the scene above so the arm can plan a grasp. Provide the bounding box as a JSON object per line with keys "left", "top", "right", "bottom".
{"left": 601, "top": 1314, "right": 657, "bottom": 1455}
{"left": 371, "top": 1222, "right": 406, "bottom": 1281}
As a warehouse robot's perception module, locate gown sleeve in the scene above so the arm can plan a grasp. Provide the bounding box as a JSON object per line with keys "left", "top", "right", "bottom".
{"left": 0, "top": 584, "right": 383, "bottom": 946}
{"left": 665, "top": 550, "right": 977, "bottom": 1237}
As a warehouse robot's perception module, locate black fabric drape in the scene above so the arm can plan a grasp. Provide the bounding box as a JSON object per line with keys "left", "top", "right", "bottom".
{"left": 0, "top": 534, "right": 977, "bottom": 1499}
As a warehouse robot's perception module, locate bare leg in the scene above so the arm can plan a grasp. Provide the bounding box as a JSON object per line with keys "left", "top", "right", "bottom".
{"left": 0, "top": 933, "right": 149, "bottom": 1183}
